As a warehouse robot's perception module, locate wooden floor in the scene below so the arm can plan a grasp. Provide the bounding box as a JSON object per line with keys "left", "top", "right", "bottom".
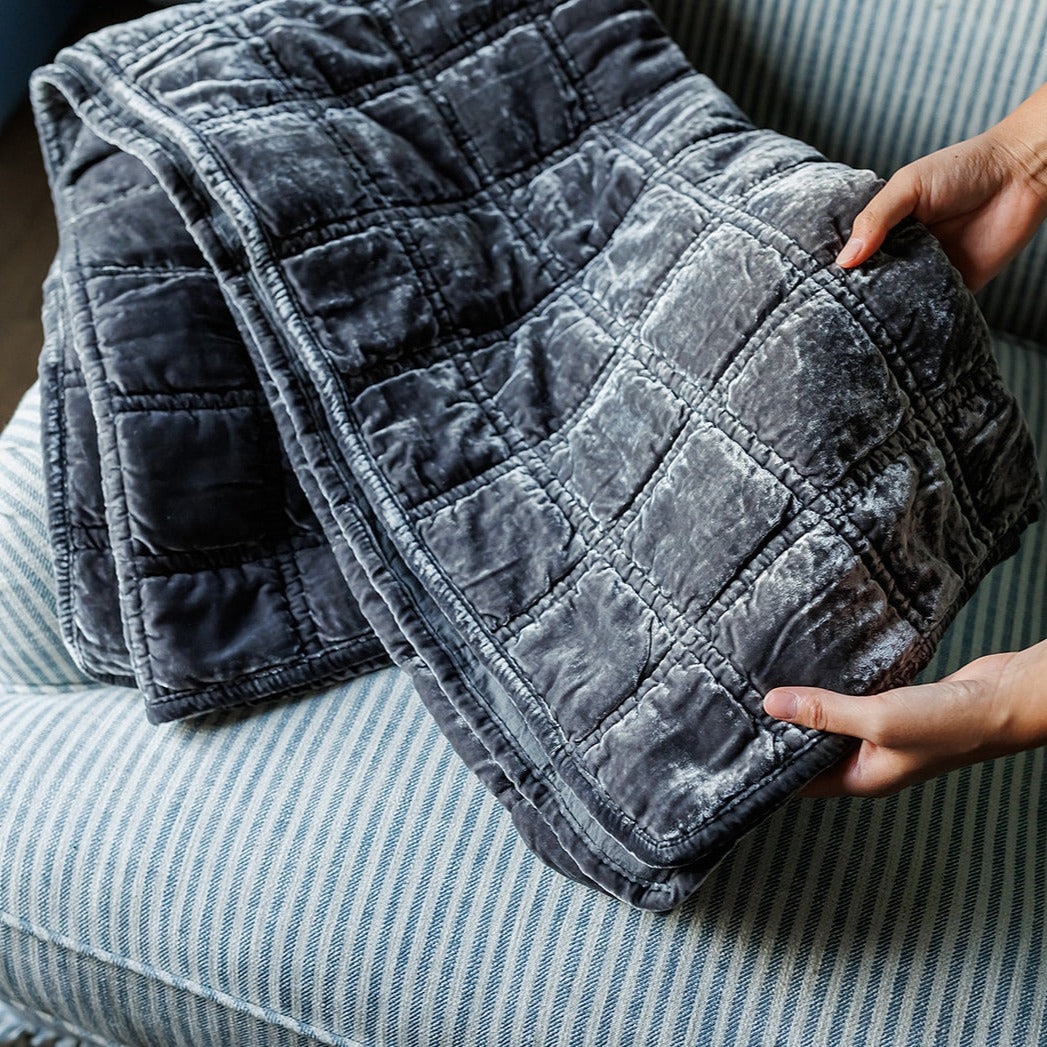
{"left": 0, "top": 1, "right": 153, "bottom": 431}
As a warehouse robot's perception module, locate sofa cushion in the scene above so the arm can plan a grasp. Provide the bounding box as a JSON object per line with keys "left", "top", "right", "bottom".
{"left": 0, "top": 331, "right": 1043, "bottom": 1045}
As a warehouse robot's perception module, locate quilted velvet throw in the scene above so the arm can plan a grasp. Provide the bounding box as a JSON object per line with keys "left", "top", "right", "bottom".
{"left": 31, "top": 0, "right": 1042, "bottom": 910}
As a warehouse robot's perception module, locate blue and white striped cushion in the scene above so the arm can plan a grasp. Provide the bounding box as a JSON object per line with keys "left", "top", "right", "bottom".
{"left": 0, "top": 331, "right": 1043, "bottom": 1045}
{"left": 648, "top": 0, "right": 1047, "bottom": 349}
{"left": 0, "top": 398, "right": 89, "bottom": 691}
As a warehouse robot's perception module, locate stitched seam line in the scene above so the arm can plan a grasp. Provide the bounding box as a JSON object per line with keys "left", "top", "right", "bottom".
{"left": 81, "top": 262, "right": 211, "bottom": 275}
{"left": 69, "top": 534, "right": 331, "bottom": 562}
{"left": 0, "top": 909, "right": 364, "bottom": 1047}
{"left": 69, "top": 178, "right": 165, "bottom": 223}
{"left": 49, "top": 115, "right": 162, "bottom": 699}
{"left": 110, "top": 393, "right": 267, "bottom": 411}
{"left": 44, "top": 311, "right": 102, "bottom": 676}
{"left": 192, "top": 0, "right": 564, "bottom": 135}
{"left": 144, "top": 634, "right": 385, "bottom": 709}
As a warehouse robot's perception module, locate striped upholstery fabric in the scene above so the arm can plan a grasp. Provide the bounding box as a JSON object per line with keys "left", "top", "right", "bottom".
{"left": 648, "top": 0, "right": 1047, "bottom": 349}
{"left": 0, "top": 331, "right": 1043, "bottom": 1045}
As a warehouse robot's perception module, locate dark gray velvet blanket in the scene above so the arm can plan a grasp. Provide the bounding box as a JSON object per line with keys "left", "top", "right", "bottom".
{"left": 32, "top": 0, "right": 1043, "bottom": 910}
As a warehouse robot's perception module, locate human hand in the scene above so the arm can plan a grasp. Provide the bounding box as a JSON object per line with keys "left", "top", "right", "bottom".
{"left": 836, "top": 83, "right": 1047, "bottom": 292}
{"left": 762, "top": 638, "right": 1047, "bottom": 798}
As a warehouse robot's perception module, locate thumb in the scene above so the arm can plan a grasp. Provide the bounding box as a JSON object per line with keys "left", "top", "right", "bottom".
{"left": 836, "top": 166, "right": 922, "bottom": 269}
{"left": 763, "top": 686, "right": 873, "bottom": 738}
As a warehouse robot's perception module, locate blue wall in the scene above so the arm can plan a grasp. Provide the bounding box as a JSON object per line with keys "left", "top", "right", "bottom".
{"left": 0, "top": 0, "right": 88, "bottom": 130}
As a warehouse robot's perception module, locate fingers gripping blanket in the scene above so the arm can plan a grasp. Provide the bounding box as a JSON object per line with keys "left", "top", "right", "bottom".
{"left": 31, "top": 0, "right": 1042, "bottom": 910}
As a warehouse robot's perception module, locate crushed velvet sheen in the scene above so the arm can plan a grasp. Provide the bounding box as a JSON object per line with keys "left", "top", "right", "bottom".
{"left": 30, "top": 0, "right": 1042, "bottom": 910}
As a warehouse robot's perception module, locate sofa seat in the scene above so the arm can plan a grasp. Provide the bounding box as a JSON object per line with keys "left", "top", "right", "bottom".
{"left": 0, "top": 330, "right": 1043, "bottom": 1047}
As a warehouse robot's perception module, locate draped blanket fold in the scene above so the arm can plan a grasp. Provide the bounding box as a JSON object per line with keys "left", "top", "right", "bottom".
{"left": 31, "top": 0, "right": 1042, "bottom": 910}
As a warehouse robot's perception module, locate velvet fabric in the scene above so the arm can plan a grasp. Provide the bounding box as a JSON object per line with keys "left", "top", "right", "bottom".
{"left": 31, "top": 0, "right": 1042, "bottom": 910}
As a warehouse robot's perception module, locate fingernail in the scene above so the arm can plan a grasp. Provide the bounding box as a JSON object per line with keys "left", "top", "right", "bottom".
{"left": 835, "top": 237, "right": 864, "bottom": 267}
{"left": 764, "top": 689, "right": 799, "bottom": 720}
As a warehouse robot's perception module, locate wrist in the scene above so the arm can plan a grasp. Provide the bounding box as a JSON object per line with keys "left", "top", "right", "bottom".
{"left": 993, "top": 639, "right": 1047, "bottom": 755}
{"left": 990, "top": 84, "right": 1047, "bottom": 205}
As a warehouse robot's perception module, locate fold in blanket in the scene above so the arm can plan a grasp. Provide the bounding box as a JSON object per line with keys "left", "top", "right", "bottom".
{"left": 31, "top": 0, "right": 1042, "bottom": 910}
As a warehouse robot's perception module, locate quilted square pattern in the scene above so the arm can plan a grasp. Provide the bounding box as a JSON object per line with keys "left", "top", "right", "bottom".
{"left": 435, "top": 23, "right": 586, "bottom": 176}
{"left": 725, "top": 288, "right": 905, "bottom": 485}
{"left": 482, "top": 300, "right": 619, "bottom": 443}
{"left": 416, "top": 464, "right": 585, "bottom": 625}
{"left": 622, "top": 420, "right": 794, "bottom": 615}
{"left": 506, "top": 559, "right": 675, "bottom": 741}
{"left": 283, "top": 229, "right": 439, "bottom": 368}
{"left": 30, "top": 0, "right": 1042, "bottom": 909}
{"left": 354, "top": 357, "right": 507, "bottom": 503}
{"left": 560, "top": 356, "right": 687, "bottom": 522}
{"left": 640, "top": 220, "right": 796, "bottom": 385}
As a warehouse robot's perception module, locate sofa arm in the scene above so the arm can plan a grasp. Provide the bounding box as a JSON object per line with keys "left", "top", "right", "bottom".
{"left": 0, "top": 382, "right": 89, "bottom": 689}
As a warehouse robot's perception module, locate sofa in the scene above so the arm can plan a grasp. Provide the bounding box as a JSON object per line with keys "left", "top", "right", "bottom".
{"left": 1, "top": 0, "right": 1045, "bottom": 1044}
